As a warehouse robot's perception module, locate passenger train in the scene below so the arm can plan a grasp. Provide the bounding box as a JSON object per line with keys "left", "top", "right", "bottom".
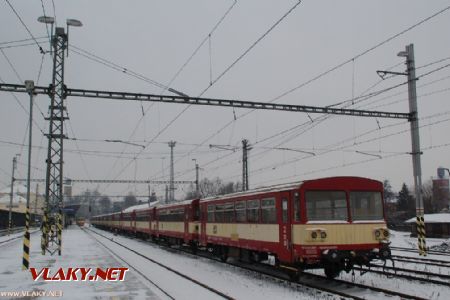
{"left": 91, "top": 176, "right": 391, "bottom": 278}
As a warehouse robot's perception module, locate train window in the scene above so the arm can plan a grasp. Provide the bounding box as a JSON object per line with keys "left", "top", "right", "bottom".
{"left": 223, "top": 203, "right": 235, "bottom": 222}
{"left": 235, "top": 201, "right": 246, "bottom": 222}
{"left": 305, "top": 191, "right": 347, "bottom": 221}
{"left": 293, "top": 192, "right": 300, "bottom": 222}
{"left": 207, "top": 204, "right": 215, "bottom": 222}
{"left": 261, "top": 198, "right": 276, "bottom": 223}
{"left": 215, "top": 204, "right": 224, "bottom": 222}
{"left": 247, "top": 199, "right": 260, "bottom": 223}
{"left": 350, "top": 192, "right": 383, "bottom": 220}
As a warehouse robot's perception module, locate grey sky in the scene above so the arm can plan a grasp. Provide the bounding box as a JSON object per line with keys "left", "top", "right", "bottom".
{"left": 1, "top": 0, "right": 450, "bottom": 199}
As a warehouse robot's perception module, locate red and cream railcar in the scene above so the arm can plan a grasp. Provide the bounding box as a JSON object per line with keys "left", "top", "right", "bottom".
{"left": 109, "top": 212, "right": 121, "bottom": 231}
{"left": 134, "top": 206, "right": 156, "bottom": 238}
{"left": 156, "top": 199, "right": 200, "bottom": 247}
{"left": 120, "top": 210, "right": 135, "bottom": 233}
{"left": 200, "top": 176, "right": 390, "bottom": 278}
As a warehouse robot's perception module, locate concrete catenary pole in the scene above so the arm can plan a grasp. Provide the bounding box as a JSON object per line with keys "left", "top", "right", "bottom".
{"left": 8, "top": 155, "right": 18, "bottom": 236}
{"left": 168, "top": 141, "right": 176, "bottom": 202}
{"left": 22, "top": 80, "right": 34, "bottom": 270}
{"left": 399, "top": 44, "right": 427, "bottom": 256}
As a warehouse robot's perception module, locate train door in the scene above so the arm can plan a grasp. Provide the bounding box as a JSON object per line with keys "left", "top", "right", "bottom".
{"left": 278, "top": 192, "right": 293, "bottom": 262}
{"left": 184, "top": 206, "right": 189, "bottom": 242}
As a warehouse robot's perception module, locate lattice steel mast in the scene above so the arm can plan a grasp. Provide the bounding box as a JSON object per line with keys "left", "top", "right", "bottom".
{"left": 41, "top": 27, "right": 67, "bottom": 256}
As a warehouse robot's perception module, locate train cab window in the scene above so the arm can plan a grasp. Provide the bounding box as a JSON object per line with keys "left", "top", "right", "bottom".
{"left": 306, "top": 191, "right": 347, "bottom": 221}
{"left": 247, "top": 199, "right": 260, "bottom": 223}
{"left": 207, "top": 204, "right": 215, "bottom": 222}
{"left": 235, "top": 201, "right": 246, "bottom": 222}
{"left": 293, "top": 192, "right": 300, "bottom": 222}
{"left": 350, "top": 192, "right": 383, "bottom": 220}
{"left": 261, "top": 198, "right": 276, "bottom": 223}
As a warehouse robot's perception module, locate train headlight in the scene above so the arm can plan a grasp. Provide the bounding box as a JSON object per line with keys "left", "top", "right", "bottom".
{"left": 311, "top": 231, "right": 318, "bottom": 239}
{"left": 320, "top": 231, "right": 327, "bottom": 239}
{"left": 383, "top": 229, "right": 389, "bottom": 238}
{"left": 374, "top": 229, "right": 381, "bottom": 238}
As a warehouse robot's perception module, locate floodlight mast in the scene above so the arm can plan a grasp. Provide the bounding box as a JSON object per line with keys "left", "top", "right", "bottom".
{"left": 37, "top": 17, "right": 82, "bottom": 257}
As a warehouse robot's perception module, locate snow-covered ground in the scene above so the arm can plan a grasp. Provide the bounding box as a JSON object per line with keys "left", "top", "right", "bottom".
{"left": 1, "top": 226, "right": 449, "bottom": 299}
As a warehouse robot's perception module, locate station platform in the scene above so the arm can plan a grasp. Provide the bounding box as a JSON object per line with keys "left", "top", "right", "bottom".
{"left": 0, "top": 225, "right": 161, "bottom": 299}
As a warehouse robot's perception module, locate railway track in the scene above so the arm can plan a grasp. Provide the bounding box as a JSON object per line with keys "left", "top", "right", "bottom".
{"left": 0, "top": 229, "right": 39, "bottom": 246}
{"left": 392, "top": 254, "right": 450, "bottom": 268}
{"left": 91, "top": 227, "right": 429, "bottom": 300}
{"left": 84, "top": 228, "right": 235, "bottom": 300}
{"left": 391, "top": 246, "right": 450, "bottom": 257}
{"left": 354, "top": 263, "right": 450, "bottom": 287}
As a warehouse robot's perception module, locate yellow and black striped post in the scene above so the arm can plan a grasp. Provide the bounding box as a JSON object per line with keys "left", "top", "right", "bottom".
{"left": 22, "top": 207, "right": 30, "bottom": 270}
{"left": 57, "top": 211, "right": 63, "bottom": 255}
{"left": 41, "top": 210, "right": 48, "bottom": 255}
{"left": 416, "top": 214, "right": 427, "bottom": 256}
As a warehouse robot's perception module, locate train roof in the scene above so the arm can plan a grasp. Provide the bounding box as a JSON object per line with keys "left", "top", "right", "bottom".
{"left": 200, "top": 180, "right": 305, "bottom": 203}
{"left": 200, "top": 176, "right": 380, "bottom": 203}
{"left": 122, "top": 201, "right": 159, "bottom": 213}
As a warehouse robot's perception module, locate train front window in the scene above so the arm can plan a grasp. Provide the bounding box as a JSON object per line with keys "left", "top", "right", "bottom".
{"left": 306, "top": 191, "right": 347, "bottom": 221}
{"left": 350, "top": 192, "right": 383, "bottom": 220}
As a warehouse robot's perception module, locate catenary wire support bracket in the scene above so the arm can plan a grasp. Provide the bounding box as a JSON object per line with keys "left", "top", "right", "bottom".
{"left": 0, "top": 83, "right": 411, "bottom": 120}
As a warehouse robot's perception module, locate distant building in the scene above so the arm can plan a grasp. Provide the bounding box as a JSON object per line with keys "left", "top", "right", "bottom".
{"left": 433, "top": 167, "right": 450, "bottom": 211}
{"left": 0, "top": 184, "right": 45, "bottom": 215}
{"left": 405, "top": 213, "right": 450, "bottom": 238}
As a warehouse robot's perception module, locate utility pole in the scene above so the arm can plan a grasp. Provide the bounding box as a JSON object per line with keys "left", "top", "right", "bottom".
{"left": 168, "top": 141, "right": 176, "bottom": 202}
{"left": 22, "top": 80, "right": 35, "bottom": 270}
{"left": 398, "top": 44, "right": 426, "bottom": 256}
{"left": 242, "top": 139, "right": 251, "bottom": 191}
{"left": 192, "top": 159, "right": 199, "bottom": 197}
{"left": 8, "top": 154, "right": 19, "bottom": 236}
{"left": 34, "top": 183, "right": 39, "bottom": 224}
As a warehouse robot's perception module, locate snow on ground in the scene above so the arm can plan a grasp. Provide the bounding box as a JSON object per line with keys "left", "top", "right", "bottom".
{"left": 87, "top": 227, "right": 323, "bottom": 300}
{"left": 306, "top": 229, "right": 450, "bottom": 300}
{"left": 1, "top": 226, "right": 449, "bottom": 299}
{"left": 0, "top": 226, "right": 161, "bottom": 299}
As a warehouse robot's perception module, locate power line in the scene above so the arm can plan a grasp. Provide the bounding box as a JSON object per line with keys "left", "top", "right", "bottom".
{"left": 5, "top": 0, "right": 46, "bottom": 54}
{"left": 150, "top": 4, "right": 450, "bottom": 183}
{"left": 270, "top": 4, "right": 450, "bottom": 103}
{"left": 198, "top": 0, "right": 303, "bottom": 97}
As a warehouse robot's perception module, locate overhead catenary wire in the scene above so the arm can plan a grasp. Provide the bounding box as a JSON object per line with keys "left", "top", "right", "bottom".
{"left": 5, "top": 0, "right": 46, "bottom": 54}
{"left": 166, "top": 4, "right": 450, "bottom": 179}
{"left": 98, "top": 1, "right": 304, "bottom": 194}
{"left": 152, "top": 3, "right": 450, "bottom": 184}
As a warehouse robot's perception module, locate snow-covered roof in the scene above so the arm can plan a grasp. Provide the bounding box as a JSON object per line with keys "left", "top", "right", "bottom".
{"left": 0, "top": 184, "right": 35, "bottom": 195}
{"left": 0, "top": 194, "right": 27, "bottom": 204}
{"left": 405, "top": 213, "right": 450, "bottom": 223}
{"left": 122, "top": 201, "right": 159, "bottom": 213}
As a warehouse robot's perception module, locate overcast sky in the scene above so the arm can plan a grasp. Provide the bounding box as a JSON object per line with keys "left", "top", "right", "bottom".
{"left": 1, "top": 0, "right": 450, "bottom": 200}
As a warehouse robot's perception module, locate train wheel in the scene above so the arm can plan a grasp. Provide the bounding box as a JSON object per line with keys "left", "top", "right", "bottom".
{"left": 288, "top": 270, "right": 300, "bottom": 282}
{"left": 190, "top": 242, "right": 198, "bottom": 254}
{"left": 219, "top": 246, "right": 228, "bottom": 262}
{"left": 324, "top": 264, "right": 341, "bottom": 279}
